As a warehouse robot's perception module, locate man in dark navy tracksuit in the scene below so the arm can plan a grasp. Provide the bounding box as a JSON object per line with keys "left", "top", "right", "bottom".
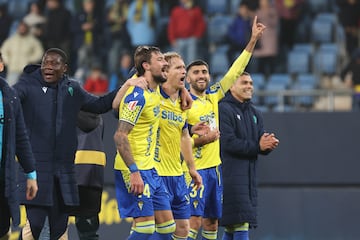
{"left": 0, "top": 52, "right": 38, "bottom": 240}
{"left": 13, "top": 48, "right": 117, "bottom": 240}
{"left": 219, "top": 72, "right": 279, "bottom": 240}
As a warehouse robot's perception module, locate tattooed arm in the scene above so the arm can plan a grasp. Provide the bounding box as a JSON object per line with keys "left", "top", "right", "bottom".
{"left": 114, "top": 120, "right": 144, "bottom": 195}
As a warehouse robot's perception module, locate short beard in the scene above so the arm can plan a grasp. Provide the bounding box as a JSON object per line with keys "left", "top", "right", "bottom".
{"left": 153, "top": 74, "right": 167, "bottom": 84}
{"left": 192, "top": 83, "right": 208, "bottom": 93}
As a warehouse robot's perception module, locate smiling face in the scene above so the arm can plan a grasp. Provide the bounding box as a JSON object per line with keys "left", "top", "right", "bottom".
{"left": 230, "top": 72, "right": 254, "bottom": 102}
{"left": 186, "top": 63, "right": 210, "bottom": 96}
{"left": 40, "top": 51, "right": 67, "bottom": 83}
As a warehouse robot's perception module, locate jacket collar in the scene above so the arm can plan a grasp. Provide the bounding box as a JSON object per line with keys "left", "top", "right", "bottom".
{"left": 224, "top": 92, "right": 252, "bottom": 110}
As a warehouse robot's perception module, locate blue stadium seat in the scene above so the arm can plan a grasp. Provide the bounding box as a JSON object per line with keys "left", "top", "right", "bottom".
{"left": 250, "top": 73, "right": 266, "bottom": 105}
{"left": 314, "top": 48, "right": 338, "bottom": 75}
{"left": 263, "top": 84, "right": 286, "bottom": 106}
{"left": 267, "top": 73, "right": 291, "bottom": 87}
{"left": 210, "top": 48, "right": 229, "bottom": 76}
{"left": 291, "top": 84, "right": 316, "bottom": 107}
{"left": 316, "top": 13, "right": 338, "bottom": 24}
{"left": 206, "top": 0, "right": 228, "bottom": 15}
{"left": 314, "top": 43, "right": 340, "bottom": 74}
{"left": 297, "top": 73, "right": 318, "bottom": 86}
{"left": 291, "top": 74, "right": 318, "bottom": 107}
{"left": 287, "top": 50, "right": 311, "bottom": 74}
{"left": 207, "top": 15, "right": 232, "bottom": 45}
{"left": 311, "top": 18, "right": 334, "bottom": 43}
{"left": 316, "top": 13, "right": 344, "bottom": 43}
{"left": 263, "top": 74, "right": 291, "bottom": 106}
{"left": 292, "top": 43, "right": 315, "bottom": 55}
{"left": 251, "top": 73, "right": 266, "bottom": 90}
{"left": 319, "top": 43, "right": 339, "bottom": 54}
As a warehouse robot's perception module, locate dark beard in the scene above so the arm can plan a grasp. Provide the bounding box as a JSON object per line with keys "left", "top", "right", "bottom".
{"left": 192, "top": 82, "right": 208, "bottom": 93}
{"left": 153, "top": 74, "right": 167, "bottom": 84}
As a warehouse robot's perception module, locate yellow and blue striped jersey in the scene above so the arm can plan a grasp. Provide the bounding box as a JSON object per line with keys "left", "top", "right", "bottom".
{"left": 187, "top": 50, "right": 252, "bottom": 170}
{"left": 114, "top": 86, "right": 161, "bottom": 171}
{"left": 154, "top": 87, "right": 188, "bottom": 176}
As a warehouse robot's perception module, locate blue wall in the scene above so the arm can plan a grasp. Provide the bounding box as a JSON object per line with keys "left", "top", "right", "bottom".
{"left": 253, "top": 112, "right": 360, "bottom": 240}
{"left": 67, "top": 112, "right": 360, "bottom": 239}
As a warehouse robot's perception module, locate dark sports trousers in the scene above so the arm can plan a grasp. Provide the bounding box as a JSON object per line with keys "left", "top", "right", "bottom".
{"left": 24, "top": 178, "right": 68, "bottom": 240}
{"left": 0, "top": 168, "right": 11, "bottom": 237}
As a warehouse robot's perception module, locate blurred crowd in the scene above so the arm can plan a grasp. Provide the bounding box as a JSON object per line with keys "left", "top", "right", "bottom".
{"left": 0, "top": 0, "right": 359, "bottom": 99}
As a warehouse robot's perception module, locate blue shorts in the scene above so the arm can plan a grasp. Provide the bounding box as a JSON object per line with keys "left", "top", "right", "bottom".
{"left": 188, "top": 165, "right": 223, "bottom": 219}
{"left": 115, "top": 168, "right": 171, "bottom": 218}
{"left": 161, "top": 175, "right": 190, "bottom": 219}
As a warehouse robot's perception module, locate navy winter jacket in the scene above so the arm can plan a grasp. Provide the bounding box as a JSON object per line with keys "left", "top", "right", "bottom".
{"left": 219, "top": 92, "right": 270, "bottom": 227}
{"left": 0, "top": 77, "right": 35, "bottom": 226}
{"left": 13, "top": 65, "right": 116, "bottom": 207}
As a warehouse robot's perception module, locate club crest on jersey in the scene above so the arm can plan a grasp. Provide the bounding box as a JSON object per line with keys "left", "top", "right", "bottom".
{"left": 42, "top": 87, "right": 48, "bottom": 93}
{"left": 127, "top": 101, "right": 138, "bottom": 111}
{"left": 138, "top": 201, "right": 144, "bottom": 210}
{"left": 193, "top": 200, "right": 199, "bottom": 209}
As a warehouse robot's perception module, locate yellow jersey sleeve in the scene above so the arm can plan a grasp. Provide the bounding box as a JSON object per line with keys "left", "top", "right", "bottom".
{"left": 218, "top": 50, "right": 252, "bottom": 98}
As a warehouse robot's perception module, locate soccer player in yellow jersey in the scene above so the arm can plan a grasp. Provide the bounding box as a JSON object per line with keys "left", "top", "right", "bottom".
{"left": 185, "top": 16, "right": 266, "bottom": 240}
{"left": 152, "top": 52, "right": 205, "bottom": 240}
{"left": 113, "top": 46, "right": 176, "bottom": 240}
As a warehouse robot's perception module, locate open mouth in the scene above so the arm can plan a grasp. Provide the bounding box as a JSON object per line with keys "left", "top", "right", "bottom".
{"left": 43, "top": 71, "right": 54, "bottom": 80}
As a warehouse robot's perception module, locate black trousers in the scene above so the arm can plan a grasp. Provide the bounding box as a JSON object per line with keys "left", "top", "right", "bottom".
{"left": 0, "top": 172, "right": 11, "bottom": 237}
{"left": 75, "top": 215, "right": 99, "bottom": 240}
{"left": 70, "top": 186, "right": 102, "bottom": 240}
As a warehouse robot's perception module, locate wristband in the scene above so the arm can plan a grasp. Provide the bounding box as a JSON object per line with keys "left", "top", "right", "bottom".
{"left": 26, "top": 171, "right": 37, "bottom": 180}
{"left": 128, "top": 163, "right": 139, "bottom": 173}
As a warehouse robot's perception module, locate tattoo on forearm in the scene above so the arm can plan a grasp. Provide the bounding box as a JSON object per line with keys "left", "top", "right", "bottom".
{"left": 114, "top": 121, "right": 135, "bottom": 167}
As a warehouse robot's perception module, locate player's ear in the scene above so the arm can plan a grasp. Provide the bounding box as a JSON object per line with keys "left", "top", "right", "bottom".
{"left": 142, "top": 61, "right": 150, "bottom": 72}
{"left": 63, "top": 63, "right": 68, "bottom": 74}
